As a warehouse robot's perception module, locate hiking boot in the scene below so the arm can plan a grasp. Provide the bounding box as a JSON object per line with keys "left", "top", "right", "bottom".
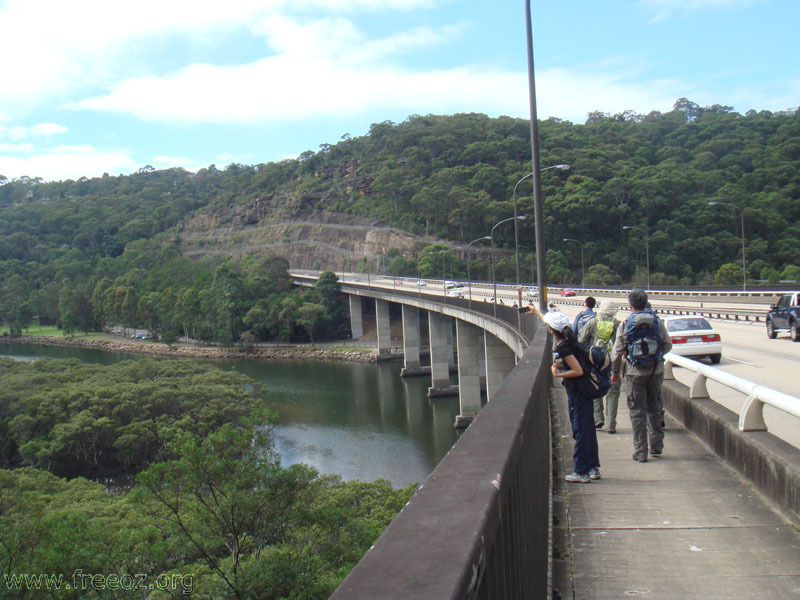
{"left": 565, "top": 472, "right": 591, "bottom": 483}
{"left": 589, "top": 468, "right": 601, "bottom": 480}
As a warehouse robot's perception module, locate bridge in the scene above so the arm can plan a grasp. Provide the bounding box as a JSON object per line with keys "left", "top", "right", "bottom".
{"left": 293, "top": 272, "right": 800, "bottom": 599}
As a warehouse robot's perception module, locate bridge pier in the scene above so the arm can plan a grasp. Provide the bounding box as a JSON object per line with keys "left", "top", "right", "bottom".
{"left": 349, "top": 296, "right": 363, "bottom": 339}
{"left": 485, "top": 332, "right": 516, "bottom": 402}
{"left": 376, "top": 299, "right": 391, "bottom": 356}
{"left": 428, "top": 312, "right": 457, "bottom": 397}
{"left": 400, "top": 305, "right": 423, "bottom": 376}
{"left": 454, "top": 320, "right": 483, "bottom": 428}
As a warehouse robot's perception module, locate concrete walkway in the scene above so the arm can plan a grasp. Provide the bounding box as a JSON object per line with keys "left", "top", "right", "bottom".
{"left": 551, "top": 383, "right": 800, "bottom": 599}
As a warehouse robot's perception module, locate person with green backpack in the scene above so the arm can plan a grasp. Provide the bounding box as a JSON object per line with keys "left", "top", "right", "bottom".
{"left": 579, "top": 299, "right": 621, "bottom": 433}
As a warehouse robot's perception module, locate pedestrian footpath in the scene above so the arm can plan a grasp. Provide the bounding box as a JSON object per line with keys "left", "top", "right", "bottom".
{"left": 551, "top": 382, "right": 800, "bottom": 600}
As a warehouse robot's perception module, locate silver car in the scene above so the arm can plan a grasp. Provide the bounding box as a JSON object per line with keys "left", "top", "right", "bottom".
{"left": 664, "top": 316, "right": 722, "bottom": 364}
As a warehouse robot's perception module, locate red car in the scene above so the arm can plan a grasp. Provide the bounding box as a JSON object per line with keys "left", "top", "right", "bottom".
{"left": 560, "top": 288, "right": 576, "bottom": 297}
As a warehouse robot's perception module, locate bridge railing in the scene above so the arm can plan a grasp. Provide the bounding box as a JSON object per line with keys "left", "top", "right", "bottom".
{"left": 328, "top": 286, "right": 554, "bottom": 598}
{"left": 664, "top": 352, "right": 800, "bottom": 432}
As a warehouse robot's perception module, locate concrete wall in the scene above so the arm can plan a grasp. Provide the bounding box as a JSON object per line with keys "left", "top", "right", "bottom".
{"left": 662, "top": 380, "right": 800, "bottom": 525}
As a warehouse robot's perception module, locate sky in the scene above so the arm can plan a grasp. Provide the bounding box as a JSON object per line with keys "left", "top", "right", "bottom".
{"left": 0, "top": 0, "right": 798, "bottom": 182}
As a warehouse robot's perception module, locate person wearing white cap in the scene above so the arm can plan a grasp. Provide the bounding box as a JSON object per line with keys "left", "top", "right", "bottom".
{"left": 579, "top": 299, "right": 622, "bottom": 433}
{"left": 525, "top": 304, "right": 601, "bottom": 483}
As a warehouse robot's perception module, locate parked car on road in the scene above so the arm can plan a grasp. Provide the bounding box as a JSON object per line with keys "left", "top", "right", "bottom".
{"left": 664, "top": 316, "right": 722, "bottom": 364}
{"left": 559, "top": 287, "right": 576, "bottom": 297}
{"left": 766, "top": 292, "right": 800, "bottom": 341}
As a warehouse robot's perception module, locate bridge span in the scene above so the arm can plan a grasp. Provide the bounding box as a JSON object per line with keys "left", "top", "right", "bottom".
{"left": 291, "top": 272, "right": 800, "bottom": 599}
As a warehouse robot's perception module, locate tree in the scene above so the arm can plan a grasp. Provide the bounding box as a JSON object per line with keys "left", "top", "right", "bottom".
{"left": 297, "top": 303, "right": 325, "bottom": 346}
{"left": 134, "top": 422, "right": 317, "bottom": 599}
{"left": 714, "top": 262, "right": 743, "bottom": 285}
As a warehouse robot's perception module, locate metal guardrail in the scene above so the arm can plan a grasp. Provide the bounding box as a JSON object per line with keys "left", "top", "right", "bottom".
{"left": 664, "top": 352, "right": 800, "bottom": 432}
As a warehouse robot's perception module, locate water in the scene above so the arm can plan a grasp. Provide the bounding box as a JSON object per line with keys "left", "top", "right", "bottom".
{"left": 0, "top": 342, "right": 461, "bottom": 487}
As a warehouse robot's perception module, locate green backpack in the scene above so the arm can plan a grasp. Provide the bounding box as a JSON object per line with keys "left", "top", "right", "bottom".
{"left": 595, "top": 318, "right": 615, "bottom": 353}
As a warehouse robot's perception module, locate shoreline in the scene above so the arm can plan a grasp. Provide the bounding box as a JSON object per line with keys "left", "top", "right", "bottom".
{"left": 0, "top": 335, "right": 378, "bottom": 363}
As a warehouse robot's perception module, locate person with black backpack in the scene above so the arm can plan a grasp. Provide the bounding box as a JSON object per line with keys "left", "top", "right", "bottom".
{"left": 610, "top": 289, "right": 672, "bottom": 462}
{"left": 527, "top": 304, "right": 601, "bottom": 483}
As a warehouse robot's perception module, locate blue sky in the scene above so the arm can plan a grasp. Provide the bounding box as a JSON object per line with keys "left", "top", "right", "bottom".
{"left": 1, "top": 0, "right": 798, "bottom": 182}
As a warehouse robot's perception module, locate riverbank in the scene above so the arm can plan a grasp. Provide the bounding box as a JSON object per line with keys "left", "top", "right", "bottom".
{"left": 0, "top": 334, "right": 378, "bottom": 362}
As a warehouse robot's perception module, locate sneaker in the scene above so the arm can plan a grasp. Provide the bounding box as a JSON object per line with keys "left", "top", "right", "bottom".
{"left": 607, "top": 427, "right": 616, "bottom": 434}
{"left": 650, "top": 448, "right": 663, "bottom": 457}
{"left": 594, "top": 421, "right": 604, "bottom": 428}
{"left": 565, "top": 472, "right": 591, "bottom": 483}
{"left": 632, "top": 453, "right": 648, "bottom": 463}
{"left": 589, "top": 468, "right": 601, "bottom": 480}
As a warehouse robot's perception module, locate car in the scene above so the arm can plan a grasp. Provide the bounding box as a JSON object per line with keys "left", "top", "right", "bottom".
{"left": 526, "top": 287, "right": 538, "bottom": 301}
{"left": 417, "top": 280, "right": 427, "bottom": 287}
{"left": 663, "top": 316, "right": 722, "bottom": 364}
{"left": 446, "top": 287, "right": 466, "bottom": 298}
{"left": 560, "top": 288, "right": 576, "bottom": 297}
{"left": 766, "top": 292, "right": 800, "bottom": 341}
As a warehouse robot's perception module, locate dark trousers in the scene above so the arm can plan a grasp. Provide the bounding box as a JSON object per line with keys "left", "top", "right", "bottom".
{"left": 567, "top": 390, "right": 600, "bottom": 475}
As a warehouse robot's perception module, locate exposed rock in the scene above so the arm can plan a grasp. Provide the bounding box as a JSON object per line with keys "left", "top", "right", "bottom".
{"left": 1, "top": 336, "right": 377, "bottom": 363}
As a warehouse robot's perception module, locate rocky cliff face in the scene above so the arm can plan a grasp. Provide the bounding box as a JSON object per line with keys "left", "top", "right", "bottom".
{"left": 179, "top": 206, "right": 431, "bottom": 270}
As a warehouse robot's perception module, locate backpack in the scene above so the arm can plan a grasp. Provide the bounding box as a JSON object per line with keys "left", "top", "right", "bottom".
{"left": 576, "top": 311, "right": 594, "bottom": 336}
{"left": 595, "top": 318, "right": 615, "bottom": 353}
{"left": 624, "top": 311, "right": 663, "bottom": 366}
{"left": 574, "top": 343, "right": 612, "bottom": 399}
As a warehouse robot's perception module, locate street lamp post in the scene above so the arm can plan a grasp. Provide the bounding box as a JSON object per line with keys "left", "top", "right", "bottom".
{"left": 439, "top": 247, "right": 461, "bottom": 304}
{"left": 519, "top": 245, "right": 536, "bottom": 288}
{"left": 512, "top": 163, "right": 570, "bottom": 287}
{"left": 491, "top": 216, "right": 526, "bottom": 318}
{"left": 467, "top": 236, "right": 491, "bottom": 310}
{"left": 562, "top": 238, "right": 585, "bottom": 289}
{"left": 709, "top": 201, "right": 747, "bottom": 291}
{"left": 622, "top": 225, "right": 650, "bottom": 291}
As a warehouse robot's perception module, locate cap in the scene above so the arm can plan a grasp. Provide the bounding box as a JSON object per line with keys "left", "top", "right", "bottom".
{"left": 543, "top": 311, "right": 571, "bottom": 332}
{"left": 597, "top": 299, "right": 617, "bottom": 318}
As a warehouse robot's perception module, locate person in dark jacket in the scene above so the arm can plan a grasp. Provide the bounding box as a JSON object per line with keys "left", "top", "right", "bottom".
{"left": 527, "top": 304, "right": 600, "bottom": 482}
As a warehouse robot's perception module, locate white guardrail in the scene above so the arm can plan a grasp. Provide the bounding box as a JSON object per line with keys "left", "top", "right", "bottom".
{"left": 664, "top": 352, "right": 800, "bottom": 432}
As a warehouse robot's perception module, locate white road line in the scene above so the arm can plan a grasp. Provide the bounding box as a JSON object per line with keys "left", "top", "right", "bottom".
{"left": 725, "top": 357, "right": 754, "bottom": 366}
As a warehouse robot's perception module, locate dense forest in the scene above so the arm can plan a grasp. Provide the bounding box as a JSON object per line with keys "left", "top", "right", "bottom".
{"left": 1, "top": 98, "right": 799, "bottom": 342}
{"left": 0, "top": 357, "right": 416, "bottom": 598}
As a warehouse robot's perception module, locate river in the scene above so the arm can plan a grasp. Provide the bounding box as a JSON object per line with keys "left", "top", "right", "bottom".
{"left": 0, "top": 342, "right": 461, "bottom": 487}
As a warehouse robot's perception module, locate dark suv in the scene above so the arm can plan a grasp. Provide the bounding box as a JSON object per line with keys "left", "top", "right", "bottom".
{"left": 766, "top": 292, "right": 800, "bottom": 341}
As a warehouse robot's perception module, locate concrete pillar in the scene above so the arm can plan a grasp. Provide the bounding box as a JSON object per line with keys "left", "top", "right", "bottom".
{"left": 455, "top": 320, "right": 482, "bottom": 428}
{"left": 484, "top": 332, "right": 516, "bottom": 402}
{"left": 376, "top": 299, "right": 391, "bottom": 356}
{"left": 349, "top": 295, "right": 363, "bottom": 339}
{"left": 428, "top": 312, "right": 454, "bottom": 396}
{"left": 400, "top": 305, "right": 423, "bottom": 375}
{"left": 447, "top": 321, "right": 456, "bottom": 368}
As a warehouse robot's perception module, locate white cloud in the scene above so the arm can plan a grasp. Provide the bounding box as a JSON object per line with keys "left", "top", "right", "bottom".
{"left": 31, "top": 123, "right": 69, "bottom": 136}
{"left": 638, "top": 0, "right": 766, "bottom": 21}
{"left": 0, "top": 145, "right": 137, "bottom": 181}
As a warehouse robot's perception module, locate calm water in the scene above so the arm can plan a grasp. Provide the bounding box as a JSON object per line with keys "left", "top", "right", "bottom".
{"left": 0, "top": 342, "right": 461, "bottom": 487}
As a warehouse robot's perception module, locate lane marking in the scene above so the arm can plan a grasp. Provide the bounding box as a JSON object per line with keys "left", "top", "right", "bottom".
{"left": 725, "top": 357, "right": 754, "bottom": 366}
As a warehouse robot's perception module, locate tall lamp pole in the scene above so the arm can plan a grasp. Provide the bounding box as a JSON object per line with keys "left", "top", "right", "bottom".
{"left": 525, "top": 0, "right": 547, "bottom": 311}
{"left": 519, "top": 245, "right": 536, "bottom": 288}
{"left": 439, "top": 247, "right": 461, "bottom": 304}
{"left": 491, "top": 216, "right": 526, "bottom": 318}
{"left": 562, "top": 238, "right": 585, "bottom": 289}
{"left": 467, "top": 236, "right": 491, "bottom": 310}
{"left": 512, "top": 163, "right": 570, "bottom": 287}
{"left": 622, "top": 225, "right": 650, "bottom": 291}
{"left": 709, "top": 201, "right": 747, "bottom": 291}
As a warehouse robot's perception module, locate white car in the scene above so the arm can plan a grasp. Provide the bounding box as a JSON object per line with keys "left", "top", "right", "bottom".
{"left": 664, "top": 316, "right": 722, "bottom": 364}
